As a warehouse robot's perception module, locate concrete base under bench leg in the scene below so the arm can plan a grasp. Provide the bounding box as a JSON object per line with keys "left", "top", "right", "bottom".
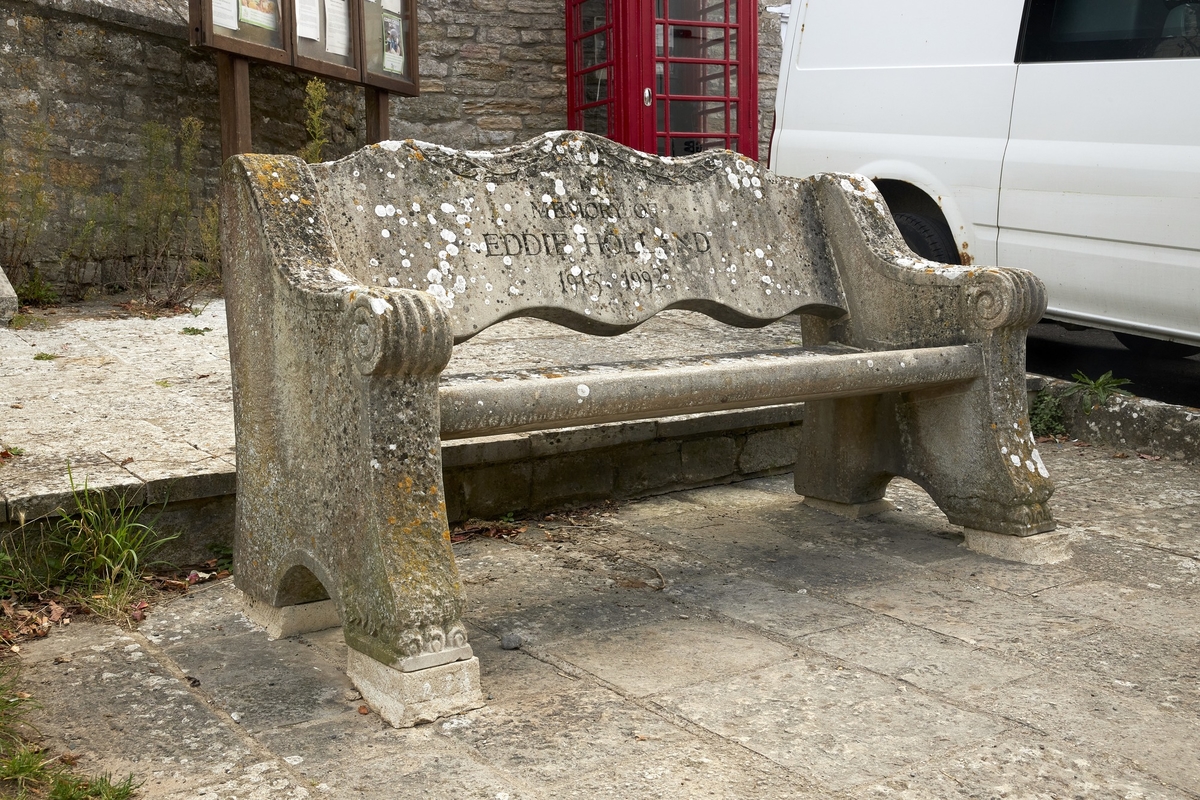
{"left": 240, "top": 594, "right": 341, "bottom": 639}
{"left": 964, "top": 528, "right": 1073, "bottom": 565}
{"left": 347, "top": 650, "right": 484, "bottom": 728}
{"left": 802, "top": 496, "right": 895, "bottom": 519}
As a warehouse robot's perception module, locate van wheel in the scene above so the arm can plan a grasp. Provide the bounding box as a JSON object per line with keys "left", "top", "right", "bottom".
{"left": 892, "top": 211, "right": 959, "bottom": 264}
{"left": 1114, "top": 332, "right": 1200, "bottom": 359}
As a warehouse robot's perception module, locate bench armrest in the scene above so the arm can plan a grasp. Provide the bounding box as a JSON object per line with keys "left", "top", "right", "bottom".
{"left": 813, "top": 173, "right": 1046, "bottom": 350}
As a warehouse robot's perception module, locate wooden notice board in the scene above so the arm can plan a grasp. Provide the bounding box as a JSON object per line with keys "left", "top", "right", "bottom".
{"left": 189, "top": 0, "right": 419, "bottom": 93}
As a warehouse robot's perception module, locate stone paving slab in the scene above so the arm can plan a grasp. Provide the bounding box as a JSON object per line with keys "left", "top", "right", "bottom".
{"left": 14, "top": 442, "right": 1200, "bottom": 799}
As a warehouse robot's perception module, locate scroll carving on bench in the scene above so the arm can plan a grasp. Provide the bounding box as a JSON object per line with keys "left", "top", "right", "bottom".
{"left": 219, "top": 130, "right": 1057, "bottom": 726}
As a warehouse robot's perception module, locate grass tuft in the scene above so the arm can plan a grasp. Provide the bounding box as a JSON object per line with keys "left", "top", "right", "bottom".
{"left": 1062, "top": 370, "right": 1133, "bottom": 414}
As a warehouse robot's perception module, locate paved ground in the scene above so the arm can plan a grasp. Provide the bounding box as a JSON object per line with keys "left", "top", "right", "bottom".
{"left": 16, "top": 440, "right": 1200, "bottom": 799}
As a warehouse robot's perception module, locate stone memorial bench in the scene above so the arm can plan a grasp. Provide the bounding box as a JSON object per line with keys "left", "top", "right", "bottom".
{"left": 220, "top": 131, "right": 1057, "bottom": 727}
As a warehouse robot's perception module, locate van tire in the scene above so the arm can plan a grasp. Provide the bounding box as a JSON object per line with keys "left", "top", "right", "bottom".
{"left": 1114, "top": 332, "right": 1200, "bottom": 359}
{"left": 892, "top": 211, "right": 959, "bottom": 264}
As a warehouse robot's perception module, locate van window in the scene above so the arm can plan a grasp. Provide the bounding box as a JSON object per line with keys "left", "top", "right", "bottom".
{"left": 1019, "top": 0, "right": 1200, "bottom": 61}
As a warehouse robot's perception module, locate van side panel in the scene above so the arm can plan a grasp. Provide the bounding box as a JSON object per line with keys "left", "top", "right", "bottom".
{"left": 999, "top": 59, "right": 1200, "bottom": 345}
{"left": 770, "top": 0, "right": 1025, "bottom": 265}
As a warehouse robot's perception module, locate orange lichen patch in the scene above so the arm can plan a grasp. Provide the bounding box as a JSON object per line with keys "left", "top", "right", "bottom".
{"left": 397, "top": 476, "right": 414, "bottom": 492}
{"left": 388, "top": 516, "right": 397, "bottom": 525}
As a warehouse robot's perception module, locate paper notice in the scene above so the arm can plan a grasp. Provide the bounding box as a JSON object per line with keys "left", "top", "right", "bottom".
{"left": 296, "top": 0, "right": 320, "bottom": 40}
{"left": 381, "top": 0, "right": 403, "bottom": 11}
{"left": 238, "top": 0, "right": 278, "bottom": 30}
{"left": 213, "top": 0, "right": 239, "bottom": 29}
{"left": 382, "top": 11, "right": 405, "bottom": 73}
{"left": 325, "top": 0, "right": 350, "bottom": 56}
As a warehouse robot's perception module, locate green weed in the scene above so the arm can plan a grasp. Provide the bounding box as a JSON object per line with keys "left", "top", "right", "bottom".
{"left": 15, "top": 271, "right": 58, "bottom": 307}
{"left": 207, "top": 543, "right": 233, "bottom": 573}
{"left": 7, "top": 314, "right": 47, "bottom": 331}
{"left": 1029, "top": 391, "right": 1067, "bottom": 437}
{"left": 0, "top": 744, "right": 52, "bottom": 788}
{"left": 196, "top": 197, "right": 222, "bottom": 285}
{"left": 0, "top": 525, "right": 60, "bottom": 599}
{"left": 51, "top": 474, "right": 174, "bottom": 591}
{"left": 49, "top": 771, "right": 139, "bottom": 799}
{"left": 1062, "top": 370, "right": 1133, "bottom": 414}
{"left": 32, "top": 353, "right": 58, "bottom": 362}
{"left": 0, "top": 469, "right": 176, "bottom": 621}
{"left": 298, "top": 78, "right": 329, "bottom": 164}
{"left": 180, "top": 327, "right": 211, "bottom": 336}
{"left": 0, "top": 741, "right": 139, "bottom": 799}
{"left": 68, "top": 117, "right": 218, "bottom": 309}
{"left": 0, "top": 124, "right": 53, "bottom": 285}
{"left": 0, "top": 663, "right": 37, "bottom": 752}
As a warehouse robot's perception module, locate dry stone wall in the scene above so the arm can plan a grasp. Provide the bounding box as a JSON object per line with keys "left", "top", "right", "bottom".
{"left": 0, "top": 0, "right": 369, "bottom": 284}
{"left": 1, "top": 0, "right": 780, "bottom": 286}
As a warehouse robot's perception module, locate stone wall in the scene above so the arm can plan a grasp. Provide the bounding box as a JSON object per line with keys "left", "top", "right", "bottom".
{"left": 1, "top": 0, "right": 780, "bottom": 285}
{"left": 403, "top": 0, "right": 568, "bottom": 147}
{"left": 756, "top": 0, "right": 783, "bottom": 161}
{"left": 0, "top": 0, "right": 371, "bottom": 284}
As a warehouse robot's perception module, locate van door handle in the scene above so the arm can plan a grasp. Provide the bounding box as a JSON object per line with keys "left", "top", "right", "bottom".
{"left": 643, "top": 89, "right": 652, "bottom": 107}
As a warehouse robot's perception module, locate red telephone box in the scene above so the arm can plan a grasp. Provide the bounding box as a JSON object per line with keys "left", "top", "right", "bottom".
{"left": 566, "top": 0, "right": 758, "bottom": 160}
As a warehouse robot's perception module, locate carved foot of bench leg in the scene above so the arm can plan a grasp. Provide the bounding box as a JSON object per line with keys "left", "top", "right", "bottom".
{"left": 802, "top": 496, "right": 895, "bottom": 519}
{"left": 239, "top": 593, "right": 341, "bottom": 640}
{"left": 963, "top": 528, "right": 1074, "bottom": 565}
{"left": 347, "top": 649, "right": 484, "bottom": 728}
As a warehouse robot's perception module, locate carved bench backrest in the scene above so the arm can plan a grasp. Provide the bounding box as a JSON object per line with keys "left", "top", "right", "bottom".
{"left": 308, "top": 131, "right": 849, "bottom": 344}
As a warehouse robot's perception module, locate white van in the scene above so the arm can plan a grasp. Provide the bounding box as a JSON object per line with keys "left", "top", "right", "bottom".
{"left": 769, "top": 0, "right": 1200, "bottom": 356}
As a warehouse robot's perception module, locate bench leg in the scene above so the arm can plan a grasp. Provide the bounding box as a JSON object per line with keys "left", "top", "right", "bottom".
{"left": 794, "top": 395, "right": 896, "bottom": 513}
{"left": 796, "top": 375, "right": 1056, "bottom": 548}
{"left": 230, "top": 290, "right": 483, "bottom": 726}
{"left": 890, "top": 374, "right": 1058, "bottom": 546}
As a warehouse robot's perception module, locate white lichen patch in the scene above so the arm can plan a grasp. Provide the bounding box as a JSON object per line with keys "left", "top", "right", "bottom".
{"left": 1030, "top": 448, "right": 1050, "bottom": 478}
{"left": 368, "top": 296, "right": 393, "bottom": 315}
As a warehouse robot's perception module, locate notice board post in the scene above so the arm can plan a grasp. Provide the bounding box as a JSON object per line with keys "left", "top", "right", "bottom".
{"left": 217, "top": 53, "right": 252, "bottom": 160}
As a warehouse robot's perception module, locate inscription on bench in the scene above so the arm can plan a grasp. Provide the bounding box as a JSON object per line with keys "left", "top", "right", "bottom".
{"left": 317, "top": 131, "right": 844, "bottom": 338}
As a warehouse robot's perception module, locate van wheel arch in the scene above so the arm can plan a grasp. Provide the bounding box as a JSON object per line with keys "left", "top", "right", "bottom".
{"left": 872, "top": 179, "right": 962, "bottom": 265}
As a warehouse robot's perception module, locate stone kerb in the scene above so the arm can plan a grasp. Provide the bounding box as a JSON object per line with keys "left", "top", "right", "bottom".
{"left": 310, "top": 130, "right": 848, "bottom": 342}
